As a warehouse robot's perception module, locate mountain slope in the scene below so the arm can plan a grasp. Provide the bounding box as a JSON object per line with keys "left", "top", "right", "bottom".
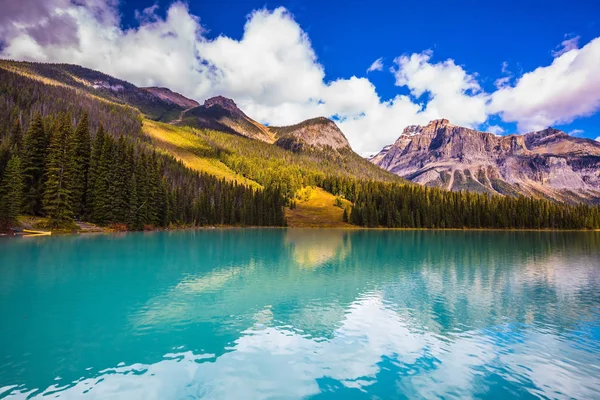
{"left": 143, "top": 87, "right": 199, "bottom": 109}
{"left": 0, "top": 60, "right": 185, "bottom": 122}
{"left": 370, "top": 119, "right": 600, "bottom": 203}
{"left": 142, "top": 120, "right": 261, "bottom": 188}
{"left": 179, "top": 96, "right": 276, "bottom": 143}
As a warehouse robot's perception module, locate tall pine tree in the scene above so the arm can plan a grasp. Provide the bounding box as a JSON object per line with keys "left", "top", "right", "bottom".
{"left": 71, "top": 112, "right": 91, "bottom": 218}
{"left": 21, "top": 114, "right": 47, "bottom": 215}
{"left": 8, "top": 119, "right": 22, "bottom": 154}
{"left": 91, "top": 135, "right": 113, "bottom": 224}
{"left": 86, "top": 124, "right": 105, "bottom": 219}
{"left": 0, "top": 154, "right": 24, "bottom": 230}
{"left": 43, "top": 115, "right": 75, "bottom": 227}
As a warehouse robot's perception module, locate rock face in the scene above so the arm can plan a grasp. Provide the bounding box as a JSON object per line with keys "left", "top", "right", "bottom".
{"left": 271, "top": 117, "right": 351, "bottom": 151}
{"left": 143, "top": 87, "right": 199, "bottom": 109}
{"left": 181, "top": 97, "right": 351, "bottom": 151}
{"left": 370, "top": 119, "right": 600, "bottom": 203}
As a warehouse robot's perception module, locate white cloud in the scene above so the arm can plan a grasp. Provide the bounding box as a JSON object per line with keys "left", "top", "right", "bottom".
{"left": 596, "top": 137, "right": 600, "bottom": 142}
{"left": 392, "top": 51, "right": 489, "bottom": 128}
{"left": 367, "top": 57, "right": 383, "bottom": 73}
{"left": 489, "top": 37, "right": 600, "bottom": 132}
{"left": 552, "top": 35, "right": 580, "bottom": 57}
{"left": 486, "top": 125, "right": 505, "bottom": 135}
{"left": 1, "top": 1, "right": 600, "bottom": 154}
{"left": 569, "top": 129, "right": 584, "bottom": 136}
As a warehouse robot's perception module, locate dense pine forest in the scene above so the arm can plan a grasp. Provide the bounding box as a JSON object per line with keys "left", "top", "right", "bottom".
{"left": 320, "top": 177, "right": 600, "bottom": 229}
{"left": 0, "top": 67, "right": 286, "bottom": 230}
{"left": 1, "top": 60, "right": 600, "bottom": 231}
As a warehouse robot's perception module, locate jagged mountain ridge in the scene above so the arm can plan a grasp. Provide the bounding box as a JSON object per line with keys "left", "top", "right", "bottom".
{"left": 370, "top": 119, "right": 600, "bottom": 203}
{"left": 179, "top": 97, "right": 351, "bottom": 151}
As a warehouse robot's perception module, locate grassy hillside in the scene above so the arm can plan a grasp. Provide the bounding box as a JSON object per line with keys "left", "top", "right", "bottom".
{"left": 286, "top": 187, "right": 353, "bottom": 228}
{"left": 143, "top": 120, "right": 261, "bottom": 188}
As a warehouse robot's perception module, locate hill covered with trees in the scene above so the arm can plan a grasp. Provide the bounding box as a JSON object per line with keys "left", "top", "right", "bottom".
{"left": 0, "top": 62, "right": 286, "bottom": 230}
{"left": 1, "top": 59, "right": 599, "bottom": 231}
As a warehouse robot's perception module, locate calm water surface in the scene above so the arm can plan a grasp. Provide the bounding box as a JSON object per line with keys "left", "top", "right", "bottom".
{"left": 0, "top": 230, "right": 599, "bottom": 399}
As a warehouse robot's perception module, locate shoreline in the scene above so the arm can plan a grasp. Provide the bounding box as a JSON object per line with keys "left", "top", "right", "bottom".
{"left": 2, "top": 224, "right": 599, "bottom": 237}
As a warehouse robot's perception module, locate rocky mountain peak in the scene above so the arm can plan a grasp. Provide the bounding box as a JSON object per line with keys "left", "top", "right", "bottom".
{"left": 271, "top": 117, "right": 351, "bottom": 151}
{"left": 429, "top": 118, "right": 451, "bottom": 127}
{"left": 204, "top": 96, "right": 238, "bottom": 111}
{"left": 399, "top": 119, "right": 453, "bottom": 138}
{"left": 370, "top": 121, "right": 600, "bottom": 203}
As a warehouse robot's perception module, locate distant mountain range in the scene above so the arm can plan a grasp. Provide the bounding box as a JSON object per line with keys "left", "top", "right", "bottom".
{"left": 370, "top": 119, "right": 600, "bottom": 203}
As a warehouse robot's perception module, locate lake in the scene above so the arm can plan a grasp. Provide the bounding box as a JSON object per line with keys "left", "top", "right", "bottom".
{"left": 0, "top": 229, "right": 599, "bottom": 399}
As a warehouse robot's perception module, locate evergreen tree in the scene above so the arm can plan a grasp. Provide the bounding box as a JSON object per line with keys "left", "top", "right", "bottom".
{"left": 21, "top": 114, "right": 47, "bottom": 215}
{"left": 43, "top": 115, "right": 75, "bottom": 227}
{"left": 108, "top": 137, "right": 130, "bottom": 223}
{"left": 91, "top": 135, "right": 113, "bottom": 224}
{"left": 71, "top": 112, "right": 91, "bottom": 218}
{"left": 0, "top": 155, "right": 24, "bottom": 229}
{"left": 86, "top": 124, "right": 105, "bottom": 219}
{"left": 127, "top": 173, "right": 142, "bottom": 230}
{"left": 8, "top": 119, "right": 22, "bottom": 153}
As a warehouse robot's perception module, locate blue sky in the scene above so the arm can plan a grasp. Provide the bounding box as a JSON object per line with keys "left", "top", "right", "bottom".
{"left": 1, "top": 0, "right": 599, "bottom": 153}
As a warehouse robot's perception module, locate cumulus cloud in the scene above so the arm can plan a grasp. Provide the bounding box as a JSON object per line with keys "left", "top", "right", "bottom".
{"left": 1, "top": 1, "right": 600, "bottom": 153}
{"left": 489, "top": 37, "right": 600, "bottom": 132}
{"left": 392, "top": 51, "right": 489, "bottom": 128}
{"left": 367, "top": 57, "right": 383, "bottom": 73}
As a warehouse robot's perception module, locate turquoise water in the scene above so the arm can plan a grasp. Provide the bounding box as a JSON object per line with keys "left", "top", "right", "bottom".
{"left": 0, "top": 230, "right": 599, "bottom": 399}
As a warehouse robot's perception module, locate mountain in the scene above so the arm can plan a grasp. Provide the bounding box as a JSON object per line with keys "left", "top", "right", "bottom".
{"left": 179, "top": 97, "right": 351, "bottom": 152}
{"left": 271, "top": 117, "right": 351, "bottom": 151}
{"left": 0, "top": 60, "right": 185, "bottom": 122}
{"left": 370, "top": 119, "right": 600, "bottom": 203}
{"left": 143, "top": 87, "right": 199, "bottom": 109}
{"left": 179, "top": 96, "right": 276, "bottom": 143}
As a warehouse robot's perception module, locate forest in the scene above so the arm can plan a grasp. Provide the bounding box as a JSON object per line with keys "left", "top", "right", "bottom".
{"left": 0, "top": 67, "right": 286, "bottom": 230}
{"left": 1, "top": 62, "right": 599, "bottom": 231}
{"left": 321, "top": 176, "right": 600, "bottom": 229}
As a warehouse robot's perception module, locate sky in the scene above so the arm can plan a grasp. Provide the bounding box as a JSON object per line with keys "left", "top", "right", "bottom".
{"left": 0, "top": 0, "right": 599, "bottom": 154}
